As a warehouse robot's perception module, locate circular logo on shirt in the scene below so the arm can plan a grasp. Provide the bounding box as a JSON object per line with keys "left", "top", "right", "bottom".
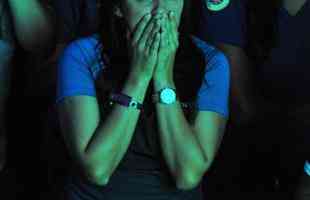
{"left": 206, "top": 0, "right": 230, "bottom": 11}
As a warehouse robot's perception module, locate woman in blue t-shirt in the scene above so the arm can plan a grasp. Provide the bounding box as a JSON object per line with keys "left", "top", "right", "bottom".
{"left": 199, "top": 0, "right": 310, "bottom": 199}
{"left": 56, "top": 0, "right": 230, "bottom": 199}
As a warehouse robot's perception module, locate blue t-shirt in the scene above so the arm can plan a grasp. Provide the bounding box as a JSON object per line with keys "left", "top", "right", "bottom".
{"left": 57, "top": 35, "right": 230, "bottom": 117}
{"left": 200, "top": 0, "right": 310, "bottom": 106}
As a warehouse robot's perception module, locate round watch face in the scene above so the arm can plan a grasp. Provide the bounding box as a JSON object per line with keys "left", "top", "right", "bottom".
{"left": 160, "top": 88, "right": 176, "bottom": 104}
{"left": 206, "top": 0, "right": 230, "bottom": 11}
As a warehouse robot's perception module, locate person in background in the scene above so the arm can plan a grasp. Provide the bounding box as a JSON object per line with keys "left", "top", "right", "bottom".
{"left": 8, "top": 0, "right": 54, "bottom": 51}
{"left": 199, "top": 0, "right": 310, "bottom": 199}
{"left": 53, "top": 0, "right": 98, "bottom": 44}
{"left": 56, "top": 0, "right": 229, "bottom": 199}
{"left": 51, "top": 0, "right": 98, "bottom": 61}
{"left": 0, "top": 0, "right": 55, "bottom": 198}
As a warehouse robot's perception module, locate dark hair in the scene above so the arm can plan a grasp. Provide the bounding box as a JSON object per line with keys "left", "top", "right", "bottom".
{"left": 245, "top": 0, "right": 281, "bottom": 66}
{"left": 95, "top": 0, "right": 206, "bottom": 116}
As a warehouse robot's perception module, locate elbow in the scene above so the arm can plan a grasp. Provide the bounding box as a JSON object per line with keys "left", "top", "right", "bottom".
{"left": 79, "top": 157, "right": 111, "bottom": 186}
{"left": 175, "top": 171, "right": 203, "bottom": 191}
{"left": 175, "top": 159, "right": 209, "bottom": 191}
{"left": 84, "top": 166, "right": 111, "bottom": 186}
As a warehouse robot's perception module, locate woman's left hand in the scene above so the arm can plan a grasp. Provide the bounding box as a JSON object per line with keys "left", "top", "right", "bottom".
{"left": 153, "top": 11, "right": 179, "bottom": 82}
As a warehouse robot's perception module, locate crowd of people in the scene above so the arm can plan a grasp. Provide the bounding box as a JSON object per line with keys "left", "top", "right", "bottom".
{"left": 0, "top": 0, "right": 309, "bottom": 200}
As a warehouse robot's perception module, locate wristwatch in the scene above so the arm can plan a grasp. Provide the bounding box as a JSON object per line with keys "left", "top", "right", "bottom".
{"left": 153, "top": 87, "right": 177, "bottom": 104}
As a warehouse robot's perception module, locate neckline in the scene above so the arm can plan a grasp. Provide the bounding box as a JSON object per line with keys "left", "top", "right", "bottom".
{"left": 281, "top": 0, "right": 309, "bottom": 17}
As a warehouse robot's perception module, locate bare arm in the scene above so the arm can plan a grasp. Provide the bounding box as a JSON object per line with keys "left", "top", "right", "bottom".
{"left": 151, "top": 14, "right": 227, "bottom": 190}
{"left": 8, "top": 0, "right": 55, "bottom": 51}
{"left": 153, "top": 78, "right": 227, "bottom": 191}
{"left": 58, "top": 13, "right": 161, "bottom": 186}
{"left": 58, "top": 74, "right": 151, "bottom": 186}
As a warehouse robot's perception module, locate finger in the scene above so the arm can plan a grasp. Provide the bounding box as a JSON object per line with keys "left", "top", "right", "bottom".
{"left": 164, "top": 15, "right": 174, "bottom": 47}
{"left": 168, "top": 11, "right": 179, "bottom": 46}
{"left": 148, "top": 32, "right": 160, "bottom": 55}
{"left": 159, "top": 25, "right": 169, "bottom": 51}
{"left": 131, "top": 13, "right": 151, "bottom": 44}
{"left": 162, "top": 16, "right": 171, "bottom": 48}
{"left": 145, "top": 19, "right": 161, "bottom": 49}
{"left": 138, "top": 16, "right": 158, "bottom": 48}
{"left": 168, "top": 11, "right": 178, "bottom": 31}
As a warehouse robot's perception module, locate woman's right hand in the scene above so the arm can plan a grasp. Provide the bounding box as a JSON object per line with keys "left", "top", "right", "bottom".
{"left": 129, "top": 13, "right": 161, "bottom": 81}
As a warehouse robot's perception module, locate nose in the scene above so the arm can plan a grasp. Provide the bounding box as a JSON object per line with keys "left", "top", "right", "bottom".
{"left": 152, "top": 0, "right": 168, "bottom": 16}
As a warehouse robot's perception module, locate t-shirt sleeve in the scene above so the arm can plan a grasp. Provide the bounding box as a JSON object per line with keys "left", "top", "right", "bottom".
{"left": 196, "top": 47, "right": 230, "bottom": 118}
{"left": 56, "top": 40, "right": 97, "bottom": 103}
{"left": 198, "top": 0, "right": 247, "bottom": 48}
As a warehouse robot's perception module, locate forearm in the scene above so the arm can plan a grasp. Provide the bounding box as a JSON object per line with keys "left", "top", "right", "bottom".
{"left": 82, "top": 74, "right": 151, "bottom": 184}
{"left": 153, "top": 80, "right": 207, "bottom": 189}
{"left": 8, "top": 0, "right": 54, "bottom": 51}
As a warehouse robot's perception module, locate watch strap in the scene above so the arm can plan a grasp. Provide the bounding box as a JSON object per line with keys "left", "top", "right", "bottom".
{"left": 109, "top": 93, "right": 143, "bottom": 110}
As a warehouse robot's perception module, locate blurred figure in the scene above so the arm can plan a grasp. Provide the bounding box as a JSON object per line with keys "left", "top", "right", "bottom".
{"left": 199, "top": 0, "right": 310, "bottom": 199}
{"left": 53, "top": 0, "right": 98, "bottom": 44}
{"left": 0, "top": 0, "right": 55, "bottom": 199}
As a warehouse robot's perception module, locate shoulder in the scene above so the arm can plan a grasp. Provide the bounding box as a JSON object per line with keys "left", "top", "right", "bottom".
{"left": 191, "top": 36, "right": 229, "bottom": 70}
{"left": 60, "top": 35, "right": 104, "bottom": 76}
{"left": 64, "top": 35, "right": 100, "bottom": 57}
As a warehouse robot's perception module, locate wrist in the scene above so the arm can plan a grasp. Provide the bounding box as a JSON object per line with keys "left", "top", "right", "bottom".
{"left": 128, "top": 70, "right": 152, "bottom": 88}
{"left": 153, "top": 76, "right": 175, "bottom": 91}
{"left": 122, "top": 72, "right": 151, "bottom": 103}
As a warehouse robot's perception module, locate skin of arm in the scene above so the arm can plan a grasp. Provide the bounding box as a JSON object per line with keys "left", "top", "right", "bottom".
{"left": 153, "top": 76, "right": 227, "bottom": 191}
{"left": 58, "top": 73, "right": 151, "bottom": 186}
{"left": 7, "top": 0, "right": 55, "bottom": 52}
{"left": 152, "top": 14, "right": 227, "bottom": 190}
{"left": 58, "top": 13, "right": 161, "bottom": 186}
